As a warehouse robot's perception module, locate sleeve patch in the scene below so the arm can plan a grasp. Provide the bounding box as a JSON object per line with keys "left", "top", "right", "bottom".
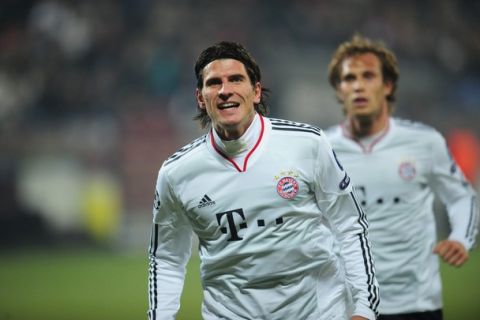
{"left": 339, "top": 172, "right": 350, "bottom": 190}
{"left": 153, "top": 191, "right": 161, "bottom": 210}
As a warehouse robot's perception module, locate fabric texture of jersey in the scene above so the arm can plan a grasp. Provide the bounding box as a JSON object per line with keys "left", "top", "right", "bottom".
{"left": 326, "top": 118, "right": 479, "bottom": 315}
{"left": 148, "top": 115, "right": 379, "bottom": 320}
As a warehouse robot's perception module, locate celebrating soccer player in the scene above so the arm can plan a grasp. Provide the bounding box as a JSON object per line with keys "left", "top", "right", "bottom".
{"left": 147, "top": 41, "right": 379, "bottom": 319}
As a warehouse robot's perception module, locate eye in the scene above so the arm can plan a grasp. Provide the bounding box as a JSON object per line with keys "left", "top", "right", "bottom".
{"left": 229, "top": 74, "right": 245, "bottom": 83}
{"left": 205, "top": 78, "right": 222, "bottom": 87}
{"left": 342, "top": 74, "right": 356, "bottom": 83}
{"left": 363, "top": 71, "right": 375, "bottom": 80}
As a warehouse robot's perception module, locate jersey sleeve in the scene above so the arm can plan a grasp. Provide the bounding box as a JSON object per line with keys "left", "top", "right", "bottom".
{"left": 314, "top": 134, "right": 379, "bottom": 319}
{"left": 428, "top": 131, "right": 479, "bottom": 250}
{"left": 147, "top": 165, "right": 194, "bottom": 320}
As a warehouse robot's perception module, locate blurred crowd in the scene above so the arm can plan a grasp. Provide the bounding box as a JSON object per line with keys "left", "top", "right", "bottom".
{"left": 1, "top": 0, "right": 479, "bottom": 248}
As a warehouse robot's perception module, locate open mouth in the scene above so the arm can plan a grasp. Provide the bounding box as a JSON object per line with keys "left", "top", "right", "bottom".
{"left": 353, "top": 98, "right": 368, "bottom": 105}
{"left": 354, "top": 97, "right": 367, "bottom": 103}
{"left": 218, "top": 102, "right": 240, "bottom": 110}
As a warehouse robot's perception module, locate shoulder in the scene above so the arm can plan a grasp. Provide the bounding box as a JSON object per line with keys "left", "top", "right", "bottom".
{"left": 267, "top": 117, "right": 335, "bottom": 158}
{"left": 268, "top": 117, "right": 323, "bottom": 137}
{"left": 324, "top": 124, "right": 342, "bottom": 140}
{"left": 163, "top": 134, "right": 208, "bottom": 169}
{"left": 268, "top": 117, "right": 331, "bottom": 152}
{"left": 392, "top": 118, "right": 444, "bottom": 143}
{"left": 393, "top": 117, "right": 438, "bottom": 134}
{"left": 322, "top": 125, "right": 346, "bottom": 151}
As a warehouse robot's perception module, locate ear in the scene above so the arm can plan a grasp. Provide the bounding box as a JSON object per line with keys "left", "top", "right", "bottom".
{"left": 253, "top": 82, "right": 262, "bottom": 104}
{"left": 196, "top": 88, "right": 206, "bottom": 109}
{"left": 383, "top": 81, "right": 393, "bottom": 97}
{"left": 335, "top": 86, "right": 344, "bottom": 103}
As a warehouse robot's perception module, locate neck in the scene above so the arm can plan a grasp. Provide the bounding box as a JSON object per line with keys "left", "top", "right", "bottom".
{"left": 212, "top": 113, "right": 261, "bottom": 154}
{"left": 214, "top": 112, "right": 256, "bottom": 141}
{"left": 210, "top": 114, "right": 264, "bottom": 172}
{"left": 349, "top": 108, "right": 389, "bottom": 138}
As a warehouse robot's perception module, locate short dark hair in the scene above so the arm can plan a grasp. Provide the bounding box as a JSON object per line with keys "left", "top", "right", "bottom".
{"left": 194, "top": 41, "right": 269, "bottom": 128}
{"left": 328, "top": 34, "right": 399, "bottom": 112}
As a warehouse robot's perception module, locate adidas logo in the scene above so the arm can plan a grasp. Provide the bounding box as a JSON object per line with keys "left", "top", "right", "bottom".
{"left": 197, "top": 194, "right": 216, "bottom": 209}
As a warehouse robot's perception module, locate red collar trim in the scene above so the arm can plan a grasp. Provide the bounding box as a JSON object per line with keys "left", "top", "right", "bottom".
{"left": 210, "top": 115, "right": 265, "bottom": 172}
{"left": 341, "top": 119, "right": 390, "bottom": 153}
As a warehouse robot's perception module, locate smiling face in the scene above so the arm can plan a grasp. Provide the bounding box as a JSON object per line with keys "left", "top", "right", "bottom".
{"left": 336, "top": 53, "right": 392, "bottom": 122}
{"left": 196, "top": 59, "right": 261, "bottom": 140}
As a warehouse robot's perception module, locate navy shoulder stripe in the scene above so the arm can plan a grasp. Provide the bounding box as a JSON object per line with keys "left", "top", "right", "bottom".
{"left": 270, "top": 118, "right": 322, "bottom": 136}
{"left": 164, "top": 135, "right": 206, "bottom": 166}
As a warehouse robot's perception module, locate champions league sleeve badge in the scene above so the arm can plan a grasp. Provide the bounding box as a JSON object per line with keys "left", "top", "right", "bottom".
{"left": 153, "top": 191, "right": 161, "bottom": 210}
{"left": 275, "top": 170, "right": 300, "bottom": 199}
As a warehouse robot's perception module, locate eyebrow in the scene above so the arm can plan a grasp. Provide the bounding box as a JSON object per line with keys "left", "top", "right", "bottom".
{"left": 341, "top": 69, "right": 377, "bottom": 80}
{"left": 229, "top": 74, "right": 246, "bottom": 81}
{"left": 205, "top": 77, "right": 222, "bottom": 86}
{"left": 341, "top": 73, "right": 356, "bottom": 80}
{"left": 204, "top": 73, "right": 246, "bottom": 86}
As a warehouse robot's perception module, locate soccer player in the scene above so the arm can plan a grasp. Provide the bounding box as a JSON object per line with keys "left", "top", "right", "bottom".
{"left": 148, "top": 41, "right": 379, "bottom": 320}
{"left": 325, "top": 35, "right": 479, "bottom": 320}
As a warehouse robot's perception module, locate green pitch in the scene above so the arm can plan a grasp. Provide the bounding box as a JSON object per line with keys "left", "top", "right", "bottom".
{"left": 0, "top": 247, "right": 479, "bottom": 319}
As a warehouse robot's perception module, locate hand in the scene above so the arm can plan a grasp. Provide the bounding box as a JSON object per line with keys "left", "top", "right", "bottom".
{"left": 351, "top": 316, "right": 368, "bottom": 320}
{"left": 433, "top": 240, "right": 469, "bottom": 267}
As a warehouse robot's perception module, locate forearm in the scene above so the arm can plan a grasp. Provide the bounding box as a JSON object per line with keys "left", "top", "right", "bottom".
{"left": 148, "top": 254, "right": 187, "bottom": 319}
{"left": 447, "top": 194, "right": 479, "bottom": 250}
{"left": 328, "top": 193, "right": 379, "bottom": 319}
{"left": 340, "top": 231, "right": 378, "bottom": 320}
{"left": 147, "top": 222, "right": 193, "bottom": 319}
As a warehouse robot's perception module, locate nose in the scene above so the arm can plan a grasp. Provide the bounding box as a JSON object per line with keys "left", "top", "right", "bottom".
{"left": 353, "top": 79, "right": 364, "bottom": 91}
{"left": 218, "top": 82, "right": 233, "bottom": 100}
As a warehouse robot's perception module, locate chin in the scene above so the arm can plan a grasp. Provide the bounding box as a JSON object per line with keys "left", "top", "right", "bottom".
{"left": 218, "top": 118, "right": 242, "bottom": 128}
{"left": 350, "top": 110, "right": 368, "bottom": 116}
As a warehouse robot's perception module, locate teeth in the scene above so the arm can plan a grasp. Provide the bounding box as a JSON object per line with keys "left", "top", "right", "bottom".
{"left": 219, "top": 103, "right": 237, "bottom": 108}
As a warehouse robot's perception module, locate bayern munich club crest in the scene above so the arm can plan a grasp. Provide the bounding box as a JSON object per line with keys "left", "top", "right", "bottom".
{"left": 276, "top": 176, "right": 299, "bottom": 199}
{"left": 398, "top": 161, "right": 416, "bottom": 181}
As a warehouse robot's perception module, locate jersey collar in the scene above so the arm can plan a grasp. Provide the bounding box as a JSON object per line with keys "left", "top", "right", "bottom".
{"left": 209, "top": 113, "right": 265, "bottom": 172}
{"left": 341, "top": 118, "right": 391, "bottom": 153}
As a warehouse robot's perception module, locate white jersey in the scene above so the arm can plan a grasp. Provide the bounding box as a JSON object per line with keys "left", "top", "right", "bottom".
{"left": 148, "top": 114, "right": 379, "bottom": 320}
{"left": 326, "top": 118, "right": 479, "bottom": 315}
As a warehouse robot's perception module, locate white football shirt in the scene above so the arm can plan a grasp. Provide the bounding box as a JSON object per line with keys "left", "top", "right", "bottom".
{"left": 148, "top": 114, "right": 379, "bottom": 320}
{"left": 326, "top": 118, "right": 479, "bottom": 315}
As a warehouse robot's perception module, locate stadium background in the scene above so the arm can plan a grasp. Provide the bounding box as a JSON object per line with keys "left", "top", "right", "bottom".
{"left": 0, "top": 0, "right": 479, "bottom": 319}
